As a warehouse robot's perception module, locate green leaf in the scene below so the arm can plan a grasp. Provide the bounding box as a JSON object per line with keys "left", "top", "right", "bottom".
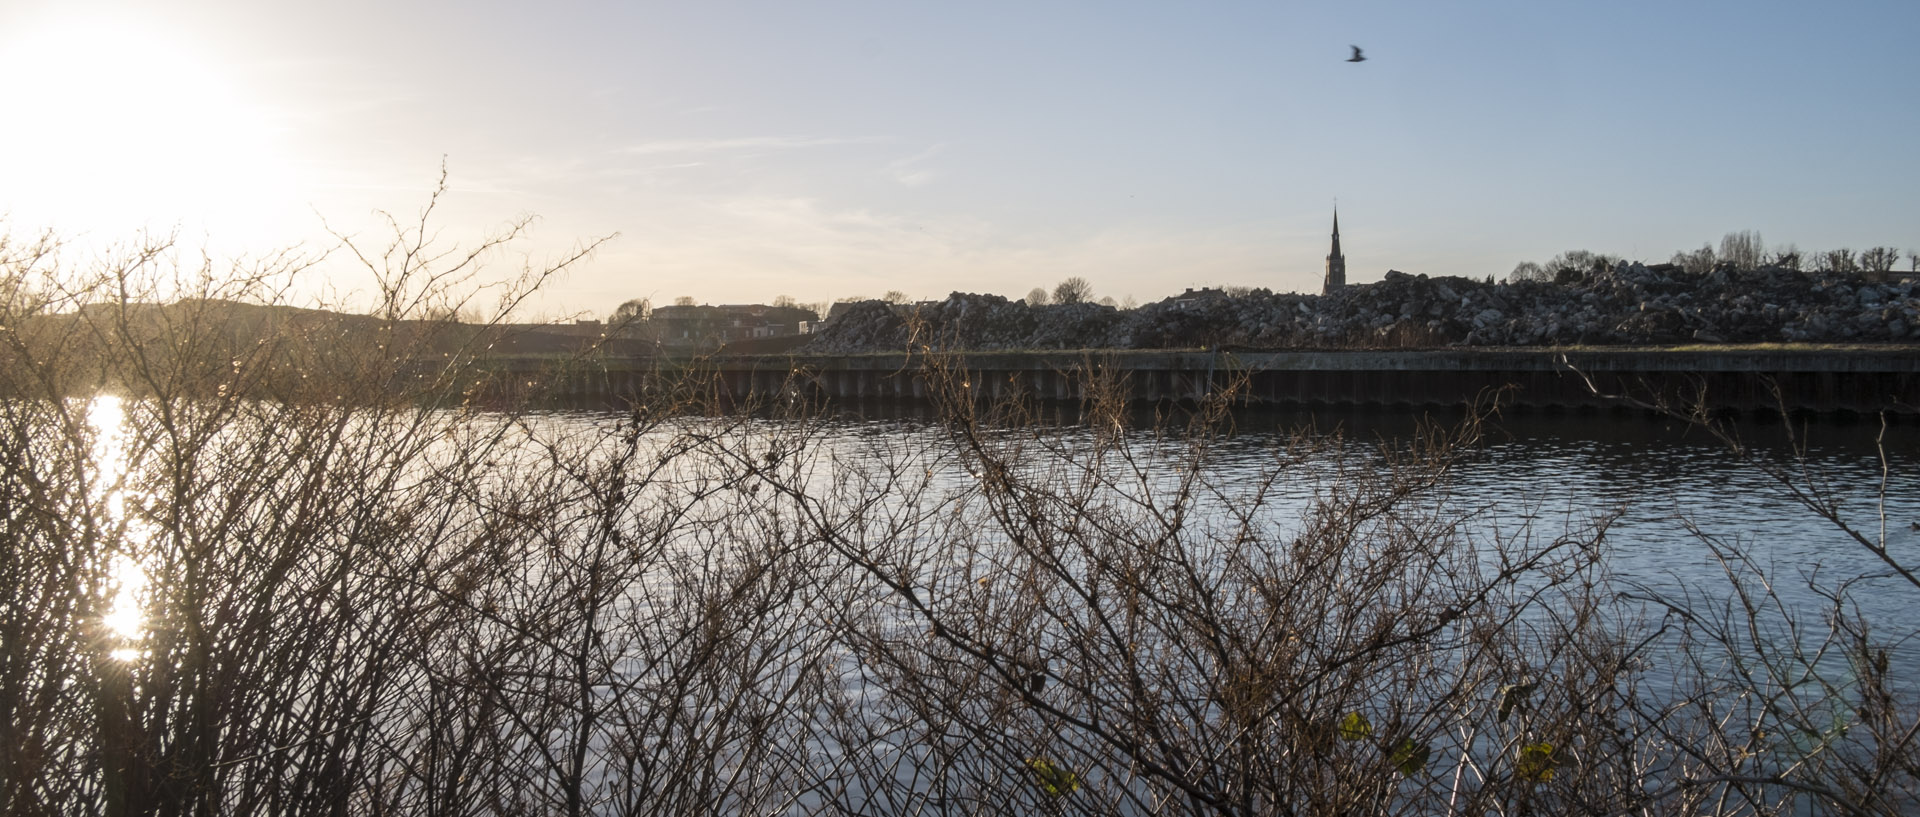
{"left": 1517, "top": 742, "right": 1555, "bottom": 782}
{"left": 1025, "top": 757, "right": 1081, "bottom": 798}
{"left": 1387, "top": 738, "right": 1431, "bottom": 776}
{"left": 1497, "top": 682, "right": 1536, "bottom": 723}
{"left": 1338, "top": 711, "right": 1372, "bottom": 741}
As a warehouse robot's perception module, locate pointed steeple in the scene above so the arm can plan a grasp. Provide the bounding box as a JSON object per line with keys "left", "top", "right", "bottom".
{"left": 1323, "top": 207, "right": 1346, "bottom": 294}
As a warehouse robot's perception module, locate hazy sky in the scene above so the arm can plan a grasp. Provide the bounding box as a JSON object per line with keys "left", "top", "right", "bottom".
{"left": 2, "top": 0, "right": 1915, "bottom": 317}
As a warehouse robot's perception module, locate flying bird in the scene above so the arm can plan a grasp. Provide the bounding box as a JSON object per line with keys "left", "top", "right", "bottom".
{"left": 1347, "top": 45, "right": 1366, "bottom": 62}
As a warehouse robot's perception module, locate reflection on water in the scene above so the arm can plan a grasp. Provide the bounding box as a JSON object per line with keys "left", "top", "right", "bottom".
{"left": 75, "top": 391, "right": 1919, "bottom": 671}
{"left": 87, "top": 394, "right": 149, "bottom": 661}
{"left": 40, "top": 393, "right": 1910, "bottom": 809}
{"left": 816, "top": 403, "right": 1920, "bottom": 646}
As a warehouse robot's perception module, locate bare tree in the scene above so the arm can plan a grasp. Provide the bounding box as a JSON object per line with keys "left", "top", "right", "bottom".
{"left": 771, "top": 294, "right": 797, "bottom": 308}
{"left": 1051, "top": 276, "right": 1093, "bottom": 305}
{"left": 1548, "top": 249, "right": 1622, "bottom": 275}
{"left": 0, "top": 229, "right": 63, "bottom": 319}
{"left": 882, "top": 290, "right": 909, "bottom": 304}
{"left": 1718, "top": 230, "right": 1765, "bottom": 270}
{"left": 1512, "top": 250, "right": 1621, "bottom": 283}
{"left": 1769, "top": 244, "right": 1804, "bottom": 271}
{"left": 1860, "top": 246, "right": 1900, "bottom": 275}
{"left": 1672, "top": 244, "right": 1717, "bottom": 275}
{"left": 1819, "top": 248, "right": 1858, "bottom": 274}
{"left": 610, "top": 297, "right": 650, "bottom": 324}
{"left": 1025, "top": 287, "right": 1050, "bottom": 307}
{"left": 673, "top": 295, "right": 697, "bottom": 307}
{"left": 1509, "top": 261, "right": 1549, "bottom": 283}
{"left": 318, "top": 162, "right": 613, "bottom": 325}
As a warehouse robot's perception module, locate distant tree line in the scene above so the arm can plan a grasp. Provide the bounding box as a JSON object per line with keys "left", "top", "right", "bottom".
{"left": 594, "top": 224, "right": 1914, "bottom": 331}
{"left": 596, "top": 232, "right": 1913, "bottom": 326}
{"left": 1511, "top": 231, "right": 1914, "bottom": 282}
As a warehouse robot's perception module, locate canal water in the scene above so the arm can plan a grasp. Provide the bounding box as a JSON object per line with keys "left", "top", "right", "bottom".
{"left": 63, "top": 394, "right": 1917, "bottom": 810}
{"left": 1225, "top": 408, "right": 1919, "bottom": 602}
{"left": 89, "top": 393, "right": 1920, "bottom": 672}
{"left": 790, "top": 404, "right": 1920, "bottom": 664}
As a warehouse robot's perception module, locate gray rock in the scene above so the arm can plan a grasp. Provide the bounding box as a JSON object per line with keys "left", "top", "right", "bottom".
{"left": 801, "top": 265, "right": 1919, "bottom": 352}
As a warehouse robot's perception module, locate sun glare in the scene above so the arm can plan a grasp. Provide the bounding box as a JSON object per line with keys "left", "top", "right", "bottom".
{"left": 103, "top": 553, "right": 148, "bottom": 643}
{"left": 0, "top": 12, "right": 297, "bottom": 238}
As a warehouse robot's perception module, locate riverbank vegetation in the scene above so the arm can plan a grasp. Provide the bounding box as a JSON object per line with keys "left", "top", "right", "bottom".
{"left": 3, "top": 218, "right": 1915, "bottom": 815}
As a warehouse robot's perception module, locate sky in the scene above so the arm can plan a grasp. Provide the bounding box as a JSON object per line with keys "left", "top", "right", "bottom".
{"left": 1, "top": 0, "right": 1916, "bottom": 319}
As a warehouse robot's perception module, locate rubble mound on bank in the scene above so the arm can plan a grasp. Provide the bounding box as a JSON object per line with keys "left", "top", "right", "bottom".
{"left": 801, "top": 263, "right": 1920, "bottom": 353}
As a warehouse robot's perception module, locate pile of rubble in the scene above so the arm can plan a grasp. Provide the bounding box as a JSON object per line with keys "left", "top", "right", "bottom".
{"left": 802, "top": 263, "right": 1920, "bottom": 353}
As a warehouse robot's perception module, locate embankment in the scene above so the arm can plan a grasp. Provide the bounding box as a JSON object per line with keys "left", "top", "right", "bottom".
{"left": 500, "top": 347, "right": 1920, "bottom": 416}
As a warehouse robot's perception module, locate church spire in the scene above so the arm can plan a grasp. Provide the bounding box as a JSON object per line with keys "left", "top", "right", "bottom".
{"left": 1323, "top": 207, "right": 1346, "bottom": 294}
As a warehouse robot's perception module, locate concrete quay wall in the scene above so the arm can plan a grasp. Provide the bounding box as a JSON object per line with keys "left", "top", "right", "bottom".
{"left": 510, "top": 348, "right": 1920, "bottom": 415}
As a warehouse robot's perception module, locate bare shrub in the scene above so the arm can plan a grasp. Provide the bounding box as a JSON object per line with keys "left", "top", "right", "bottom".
{"left": 763, "top": 360, "right": 1663, "bottom": 815}
{"left": 1561, "top": 369, "right": 1920, "bottom": 815}
{"left": 6, "top": 202, "right": 1913, "bottom": 816}
{"left": 0, "top": 207, "right": 851, "bottom": 814}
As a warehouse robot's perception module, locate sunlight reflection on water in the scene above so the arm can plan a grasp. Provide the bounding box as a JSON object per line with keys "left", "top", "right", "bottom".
{"left": 87, "top": 394, "right": 150, "bottom": 660}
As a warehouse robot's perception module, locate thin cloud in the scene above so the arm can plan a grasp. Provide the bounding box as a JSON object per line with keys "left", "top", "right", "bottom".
{"left": 886, "top": 142, "right": 947, "bottom": 186}
{"left": 616, "top": 135, "right": 886, "bottom": 156}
